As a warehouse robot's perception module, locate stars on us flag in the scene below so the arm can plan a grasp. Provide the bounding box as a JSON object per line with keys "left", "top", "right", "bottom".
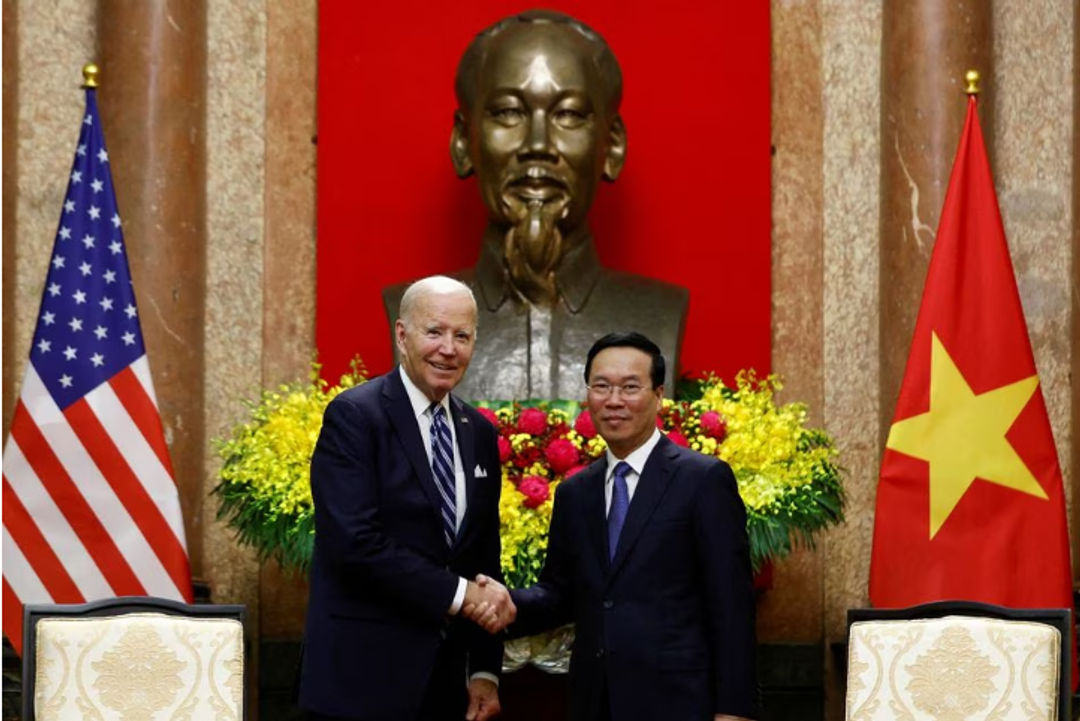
{"left": 30, "top": 92, "right": 145, "bottom": 408}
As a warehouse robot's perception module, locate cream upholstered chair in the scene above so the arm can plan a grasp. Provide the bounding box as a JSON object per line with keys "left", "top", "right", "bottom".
{"left": 22, "top": 596, "right": 246, "bottom": 721}
{"left": 845, "top": 601, "right": 1070, "bottom": 721}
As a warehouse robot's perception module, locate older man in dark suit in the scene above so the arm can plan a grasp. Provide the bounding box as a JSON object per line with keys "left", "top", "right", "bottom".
{"left": 300, "top": 276, "right": 515, "bottom": 721}
{"left": 470, "top": 332, "right": 758, "bottom": 721}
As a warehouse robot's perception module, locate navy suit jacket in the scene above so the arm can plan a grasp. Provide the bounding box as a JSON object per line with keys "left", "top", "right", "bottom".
{"left": 298, "top": 369, "right": 503, "bottom": 720}
{"left": 511, "top": 436, "right": 758, "bottom": 721}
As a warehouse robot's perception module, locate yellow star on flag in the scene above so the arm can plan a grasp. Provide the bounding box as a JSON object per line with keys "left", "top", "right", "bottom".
{"left": 886, "top": 331, "right": 1045, "bottom": 539}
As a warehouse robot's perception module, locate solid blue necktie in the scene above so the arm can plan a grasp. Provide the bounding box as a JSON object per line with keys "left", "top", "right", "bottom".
{"left": 608, "top": 461, "right": 631, "bottom": 561}
{"left": 429, "top": 403, "right": 457, "bottom": 546}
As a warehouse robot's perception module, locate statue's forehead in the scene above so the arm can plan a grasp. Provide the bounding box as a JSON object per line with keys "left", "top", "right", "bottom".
{"left": 477, "top": 25, "right": 601, "bottom": 95}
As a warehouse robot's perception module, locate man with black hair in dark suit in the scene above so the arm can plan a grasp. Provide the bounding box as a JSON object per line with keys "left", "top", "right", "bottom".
{"left": 469, "top": 332, "right": 758, "bottom": 721}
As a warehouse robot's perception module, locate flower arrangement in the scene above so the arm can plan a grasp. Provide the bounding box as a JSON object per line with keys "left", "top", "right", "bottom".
{"left": 471, "top": 401, "right": 604, "bottom": 589}
{"left": 213, "top": 364, "right": 843, "bottom": 587}
{"left": 212, "top": 361, "right": 367, "bottom": 570}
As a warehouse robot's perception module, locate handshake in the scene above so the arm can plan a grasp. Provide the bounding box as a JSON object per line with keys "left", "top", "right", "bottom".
{"left": 462, "top": 574, "right": 516, "bottom": 633}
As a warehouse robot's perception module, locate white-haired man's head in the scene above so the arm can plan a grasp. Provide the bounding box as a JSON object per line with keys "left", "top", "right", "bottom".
{"left": 396, "top": 276, "right": 478, "bottom": 401}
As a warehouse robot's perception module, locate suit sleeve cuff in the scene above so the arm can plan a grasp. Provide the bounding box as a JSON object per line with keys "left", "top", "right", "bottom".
{"left": 448, "top": 577, "right": 467, "bottom": 615}
{"left": 470, "top": 671, "right": 499, "bottom": 687}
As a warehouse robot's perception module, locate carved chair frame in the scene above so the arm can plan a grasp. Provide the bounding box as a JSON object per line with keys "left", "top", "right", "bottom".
{"left": 22, "top": 595, "right": 248, "bottom": 721}
{"left": 847, "top": 600, "right": 1071, "bottom": 721}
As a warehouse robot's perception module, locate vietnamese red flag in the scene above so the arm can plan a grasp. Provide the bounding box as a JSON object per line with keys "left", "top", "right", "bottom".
{"left": 869, "top": 95, "right": 1073, "bottom": 674}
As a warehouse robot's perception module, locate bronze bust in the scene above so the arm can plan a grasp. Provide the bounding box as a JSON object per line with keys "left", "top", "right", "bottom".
{"left": 384, "top": 10, "right": 688, "bottom": 400}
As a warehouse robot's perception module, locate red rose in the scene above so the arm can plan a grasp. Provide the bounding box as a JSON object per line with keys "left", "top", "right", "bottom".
{"left": 517, "top": 408, "right": 548, "bottom": 436}
{"left": 477, "top": 407, "right": 499, "bottom": 427}
{"left": 573, "top": 411, "right": 596, "bottom": 439}
{"left": 565, "top": 464, "right": 587, "bottom": 479}
{"left": 518, "top": 475, "right": 550, "bottom": 508}
{"left": 666, "top": 429, "right": 689, "bottom": 447}
{"left": 655, "top": 415, "right": 665, "bottom": 428}
{"left": 497, "top": 436, "right": 512, "bottom": 463}
{"left": 544, "top": 438, "right": 580, "bottom": 474}
{"left": 699, "top": 411, "right": 727, "bottom": 440}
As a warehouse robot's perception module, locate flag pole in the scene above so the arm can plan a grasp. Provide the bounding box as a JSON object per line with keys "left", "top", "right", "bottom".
{"left": 964, "top": 69, "right": 980, "bottom": 96}
{"left": 82, "top": 63, "right": 99, "bottom": 89}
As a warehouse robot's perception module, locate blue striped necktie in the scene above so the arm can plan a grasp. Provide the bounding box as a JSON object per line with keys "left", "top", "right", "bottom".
{"left": 608, "top": 461, "right": 631, "bottom": 561}
{"left": 429, "top": 403, "right": 457, "bottom": 546}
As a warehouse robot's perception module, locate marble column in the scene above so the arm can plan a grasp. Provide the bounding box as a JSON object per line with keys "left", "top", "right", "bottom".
{"left": 764, "top": 0, "right": 825, "bottom": 643}
{"left": 2, "top": 0, "right": 19, "bottom": 440}
{"left": 1073, "top": 10, "right": 1080, "bottom": 575}
{"left": 96, "top": 0, "right": 208, "bottom": 577}
{"left": 879, "top": 0, "right": 992, "bottom": 440}
{"left": 258, "top": 0, "right": 318, "bottom": 639}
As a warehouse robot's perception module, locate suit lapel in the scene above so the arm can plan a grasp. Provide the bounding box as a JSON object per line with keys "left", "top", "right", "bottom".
{"left": 607, "top": 437, "right": 676, "bottom": 582}
{"left": 450, "top": 395, "right": 476, "bottom": 548}
{"left": 381, "top": 370, "right": 445, "bottom": 526}
{"left": 585, "top": 459, "right": 610, "bottom": 573}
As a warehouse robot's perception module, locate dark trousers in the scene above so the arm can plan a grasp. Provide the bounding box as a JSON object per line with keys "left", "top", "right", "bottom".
{"left": 307, "top": 641, "right": 468, "bottom": 721}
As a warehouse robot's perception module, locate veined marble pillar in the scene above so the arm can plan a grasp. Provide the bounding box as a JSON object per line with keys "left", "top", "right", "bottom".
{"left": 1073, "top": 10, "right": 1080, "bottom": 575}
{"left": 880, "top": 0, "right": 992, "bottom": 441}
{"left": 96, "top": 0, "right": 208, "bottom": 576}
{"left": 2, "top": 0, "right": 19, "bottom": 439}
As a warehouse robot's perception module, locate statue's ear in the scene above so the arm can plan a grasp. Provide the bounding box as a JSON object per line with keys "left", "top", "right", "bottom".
{"left": 602, "top": 115, "right": 626, "bottom": 181}
{"left": 450, "top": 111, "right": 474, "bottom": 178}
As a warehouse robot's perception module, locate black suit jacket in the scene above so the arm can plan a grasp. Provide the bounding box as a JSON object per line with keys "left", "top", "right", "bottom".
{"left": 512, "top": 436, "right": 758, "bottom": 721}
{"left": 298, "top": 369, "right": 503, "bottom": 720}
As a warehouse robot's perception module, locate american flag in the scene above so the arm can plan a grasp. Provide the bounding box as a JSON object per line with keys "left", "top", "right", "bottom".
{"left": 2, "top": 86, "right": 192, "bottom": 654}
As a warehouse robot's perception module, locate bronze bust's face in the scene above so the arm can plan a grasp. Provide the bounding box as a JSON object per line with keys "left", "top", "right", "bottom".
{"left": 452, "top": 16, "right": 627, "bottom": 302}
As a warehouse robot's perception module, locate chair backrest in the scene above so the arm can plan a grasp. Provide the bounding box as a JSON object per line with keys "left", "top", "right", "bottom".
{"left": 845, "top": 601, "right": 1071, "bottom": 721}
{"left": 23, "top": 596, "right": 246, "bottom": 721}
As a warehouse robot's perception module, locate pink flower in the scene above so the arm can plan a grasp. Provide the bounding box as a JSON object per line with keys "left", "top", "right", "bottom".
{"left": 544, "top": 438, "right": 580, "bottom": 474}
{"left": 666, "top": 429, "right": 689, "bottom": 447}
{"left": 573, "top": 411, "right": 596, "bottom": 439}
{"left": 517, "top": 407, "right": 549, "bottom": 436}
{"left": 477, "top": 407, "right": 499, "bottom": 427}
{"left": 518, "top": 475, "right": 550, "bottom": 508}
{"left": 497, "top": 436, "right": 512, "bottom": 464}
{"left": 699, "top": 411, "right": 727, "bottom": 440}
{"left": 564, "top": 464, "right": 587, "bottom": 479}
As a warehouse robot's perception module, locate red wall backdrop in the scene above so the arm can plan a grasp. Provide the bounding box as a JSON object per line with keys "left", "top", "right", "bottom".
{"left": 317, "top": 1, "right": 770, "bottom": 387}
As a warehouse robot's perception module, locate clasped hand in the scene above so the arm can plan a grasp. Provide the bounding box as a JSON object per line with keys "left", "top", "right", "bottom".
{"left": 463, "top": 574, "right": 515, "bottom": 633}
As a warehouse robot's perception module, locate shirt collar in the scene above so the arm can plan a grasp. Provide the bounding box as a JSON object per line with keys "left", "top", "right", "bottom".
{"left": 474, "top": 224, "right": 602, "bottom": 313}
{"left": 604, "top": 428, "right": 663, "bottom": 480}
{"left": 398, "top": 366, "right": 451, "bottom": 420}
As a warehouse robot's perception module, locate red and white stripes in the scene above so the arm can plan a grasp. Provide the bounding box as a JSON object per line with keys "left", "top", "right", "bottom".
{"left": 3, "top": 356, "right": 191, "bottom": 654}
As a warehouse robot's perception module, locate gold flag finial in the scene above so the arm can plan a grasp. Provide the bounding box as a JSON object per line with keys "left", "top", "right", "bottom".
{"left": 82, "top": 63, "right": 99, "bottom": 88}
{"left": 964, "top": 69, "right": 980, "bottom": 96}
